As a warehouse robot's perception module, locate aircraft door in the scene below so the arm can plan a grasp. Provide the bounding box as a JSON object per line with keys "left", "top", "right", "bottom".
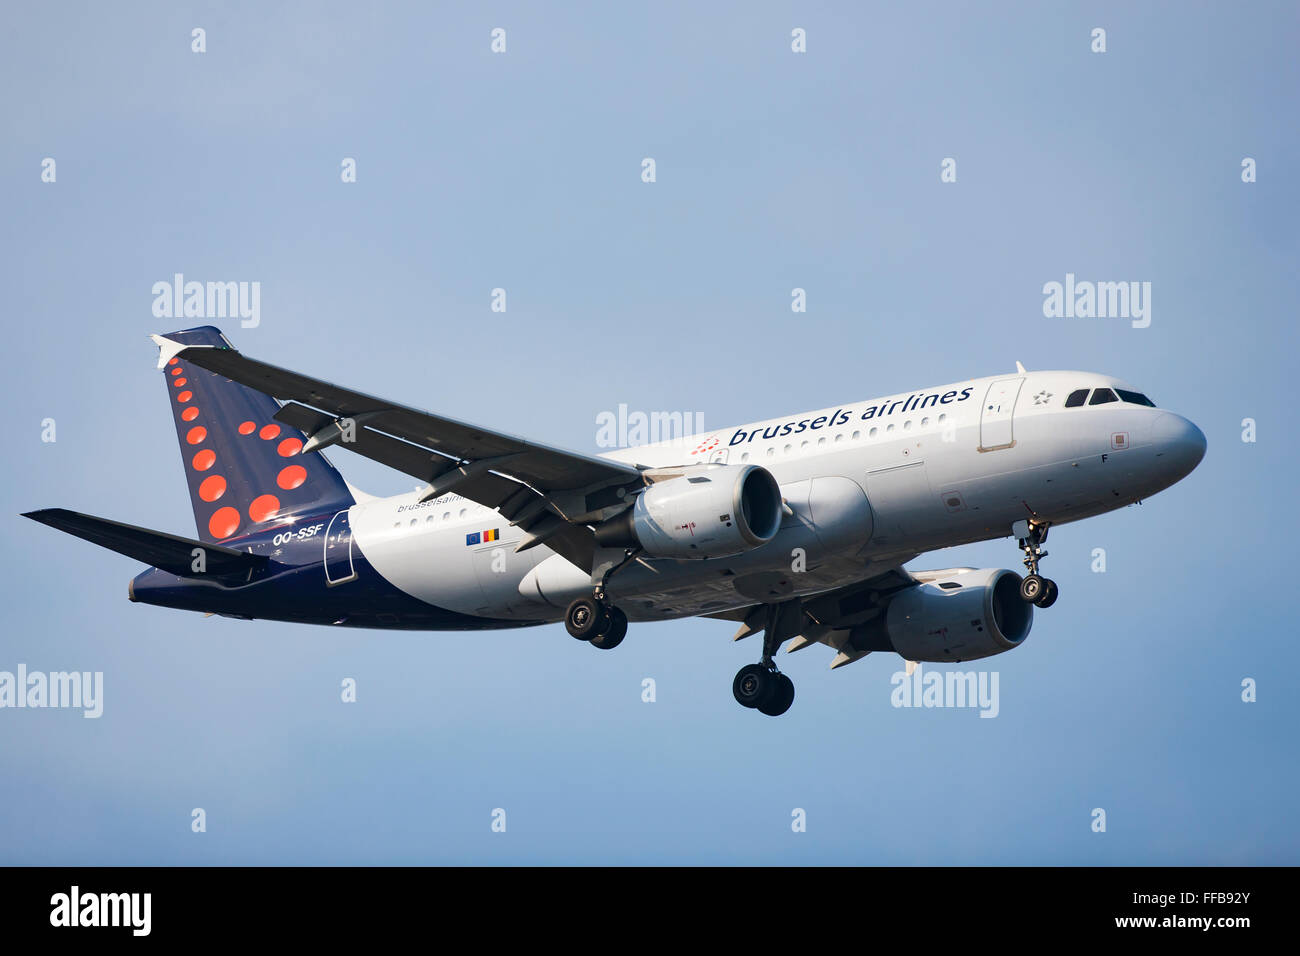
{"left": 979, "top": 378, "right": 1024, "bottom": 451}
{"left": 324, "top": 510, "right": 357, "bottom": 585}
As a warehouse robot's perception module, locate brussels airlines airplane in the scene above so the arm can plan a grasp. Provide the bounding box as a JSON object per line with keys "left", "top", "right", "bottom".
{"left": 24, "top": 326, "right": 1206, "bottom": 716}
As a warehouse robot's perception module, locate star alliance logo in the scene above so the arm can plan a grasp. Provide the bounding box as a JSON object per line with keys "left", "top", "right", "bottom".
{"left": 1032, "top": 390, "right": 1052, "bottom": 405}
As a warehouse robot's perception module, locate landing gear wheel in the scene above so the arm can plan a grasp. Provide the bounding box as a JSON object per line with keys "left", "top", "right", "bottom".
{"left": 757, "top": 673, "right": 795, "bottom": 717}
{"left": 565, "top": 597, "right": 604, "bottom": 640}
{"left": 590, "top": 607, "right": 627, "bottom": 649}
{"left": 732, "top": 663, "right": 778, "bottom": 710}
{"left": 1034, "top": 578, "right": 1059, "bottom": 609}
{"left": 1019, "top": 574, "right": 1046, "bottom": 604}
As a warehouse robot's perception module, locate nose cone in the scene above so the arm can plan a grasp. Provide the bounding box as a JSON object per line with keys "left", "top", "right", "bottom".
{"left": 1151, "top": 412, "right": 1206, "bottom": 480}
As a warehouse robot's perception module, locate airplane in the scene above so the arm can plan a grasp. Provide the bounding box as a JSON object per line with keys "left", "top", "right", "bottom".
{"left": 23, "top": 326, "right": 1206, "bottom": 716}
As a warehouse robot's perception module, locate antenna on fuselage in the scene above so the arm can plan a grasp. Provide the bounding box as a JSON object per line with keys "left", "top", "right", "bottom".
{"left": 1016, "top": 361, "right": 1027, "bottom": 374}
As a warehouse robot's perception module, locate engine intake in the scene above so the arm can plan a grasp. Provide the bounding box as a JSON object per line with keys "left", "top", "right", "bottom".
{"left": 596, "top": 464, "right": 783, "bottom": 560}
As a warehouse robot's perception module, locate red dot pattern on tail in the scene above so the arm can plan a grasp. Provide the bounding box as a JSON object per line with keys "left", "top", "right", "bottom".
{"left": 277, "top": 465, "right": 307, "bottom": 490}
{"left": 199, "top": 475, "right": 227, "bottom": 502}
{"left": 209, "top": 506, "right": 240, "bottom": 539}
{"left": 248, "top": 494, "right": 280, "bottom": 523}
{"left": 161, "top": 328, "right": 349, "bottom": 545}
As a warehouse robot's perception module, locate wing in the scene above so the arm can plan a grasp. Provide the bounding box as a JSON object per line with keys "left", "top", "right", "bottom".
{"left": 154, "top": 335, "right": 645, "bottom": 572}
{"left": 713, "top": 565, "right": 924, "bottom": 669}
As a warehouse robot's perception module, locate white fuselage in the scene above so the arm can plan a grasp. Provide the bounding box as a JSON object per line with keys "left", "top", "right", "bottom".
{"left": 344, "top": 371, "right": 1205, "bottom": 623}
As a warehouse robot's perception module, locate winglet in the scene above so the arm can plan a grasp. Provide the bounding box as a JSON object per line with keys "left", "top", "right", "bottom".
{"left": 150, "top": 334, "right": 189, "bottom": 369}
{"left": 1015, "top": 361, "right": 1027, "bottom": 374}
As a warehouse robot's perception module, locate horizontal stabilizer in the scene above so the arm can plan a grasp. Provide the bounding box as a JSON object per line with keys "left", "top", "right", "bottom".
{"left": 22, "top": 508, "right": 267, "bottom": 577}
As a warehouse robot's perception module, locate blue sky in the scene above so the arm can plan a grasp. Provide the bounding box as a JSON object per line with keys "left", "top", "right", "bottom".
{"left": 1, "top": 1, "right": 1296, "bottom": 864}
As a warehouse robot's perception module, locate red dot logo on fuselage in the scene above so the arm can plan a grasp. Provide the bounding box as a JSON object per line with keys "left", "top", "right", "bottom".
{"left": 691, "top": 436, "right": 720, "bottom": 456}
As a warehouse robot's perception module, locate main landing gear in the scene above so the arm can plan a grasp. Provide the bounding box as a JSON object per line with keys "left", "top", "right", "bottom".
{"left": 564, "top": 596, "right": 628, "bottom": 650}
{"left": 732, "top": 600, "right": 799, "bottom": 717}
{"left": 563, "top": 547, "right": 638, "bottom": 650}
{"left": 1014, "top": 518, "right": 1059, "bottom": 609}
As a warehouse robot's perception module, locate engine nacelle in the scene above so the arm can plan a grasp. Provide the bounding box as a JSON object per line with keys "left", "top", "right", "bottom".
{"left": 884, "top": 568, "right": 1033, "bottom": 663}
{"left": 597, "top": 464, "right": 783, "bottom": 560}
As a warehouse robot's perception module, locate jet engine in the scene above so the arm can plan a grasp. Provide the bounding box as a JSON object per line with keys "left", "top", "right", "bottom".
{"left": 880, "top": 568, "right": 1033, "bottom": 663}
{"left": 595, "top": 464, "right": 783, "bottom": 560}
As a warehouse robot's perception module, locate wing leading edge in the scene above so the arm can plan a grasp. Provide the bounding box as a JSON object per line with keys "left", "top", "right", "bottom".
{"left": 156, "top": 335, "right": 646, "bottom": 572}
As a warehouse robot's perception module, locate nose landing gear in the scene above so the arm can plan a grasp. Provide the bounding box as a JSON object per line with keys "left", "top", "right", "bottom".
{"left": 1014, "top": 518, "right": 1059, "bottom": 608}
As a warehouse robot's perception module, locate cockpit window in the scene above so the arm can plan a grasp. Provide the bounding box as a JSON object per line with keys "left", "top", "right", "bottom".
{"left": 1064, "top": 389, "right": 1089, "bottom": 408}
{"left": 1088, "top": 388, "right": 1118, "bottom": 405}
{"left": 1115, "top": 388, "right": 1156, "bottom": 407}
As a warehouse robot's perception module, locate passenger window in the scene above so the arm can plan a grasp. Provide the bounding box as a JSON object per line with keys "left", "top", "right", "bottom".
{"left": 1089, "top": 388, "right": 1118, "bottom": 405}
{"left": 1115, "top": 389, "right": 1156, "bottom": 407}
{"left": 1064, "top": 389, "right": 1089, "bottom": 408}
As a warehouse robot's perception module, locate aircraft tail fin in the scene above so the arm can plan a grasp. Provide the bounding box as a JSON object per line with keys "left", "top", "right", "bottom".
{"left": 151, "top": 326, "right": 354, "bottom": 542}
